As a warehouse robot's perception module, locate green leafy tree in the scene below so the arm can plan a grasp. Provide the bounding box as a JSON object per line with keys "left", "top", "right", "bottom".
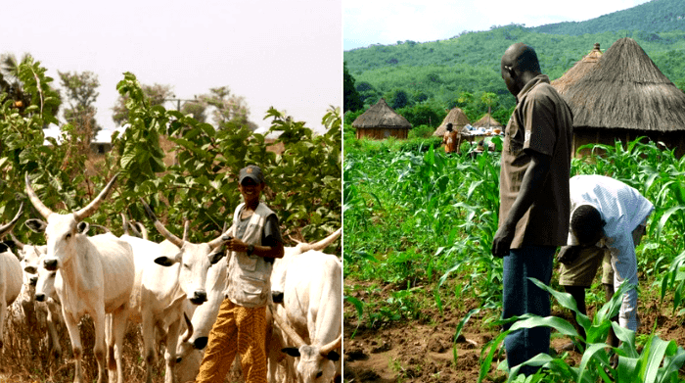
{"left": 480, "top": 92, "right": 498, "bottom": 116}
{"left": 356, "top": 81, "right": 379, "bottom": 106}
{"left": 111, "top": 83, "right": 175, "bottom": 126}
{"left": 386, "top": 88, "right": 410, "bottom": 110}
{"left": 398, "top": 103, "right": 446, "bottom": 127}
{"left": 0, "top": 57, "right": 85, "bottom": 239}
{"left": 58, "top": 70, "right": 102, "bottom": 142}
{"left": 344, "top": 62, "right": 363, "bottom": 112}
{"left": 180, "top": 99, "right": 207, "bottom": 123}
{"left": 111, "top": 72, "right": 340, "bottom": 243}
{"left": 1, "top": 53, "right": 54, "bottom": 116}
{"left": 196, "top": 86, "right": 251, "bottom": 129}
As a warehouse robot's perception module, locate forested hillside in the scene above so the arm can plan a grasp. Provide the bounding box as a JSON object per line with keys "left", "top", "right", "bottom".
{"left": 344, "top": 0, "right": 685, "bottom": 128}
{"left": 530, "top": 0, "right": 685, "bottom": 35}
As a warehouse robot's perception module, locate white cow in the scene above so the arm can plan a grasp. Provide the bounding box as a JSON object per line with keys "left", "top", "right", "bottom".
{"left": 174, "top": 228, "right": 342, "bottom": 383}
{"left": 126, "top": 201, "right": 225, "bottom": 383}
{"left": 25, "top": 173, "right": 135, "bottom": 383}
{"left": 0, "top": 204, "right": 24, "bottom": 349}
{"left": 11, "top": 233, "right": 64, "bottom": 359}
{"left": 273, "top": 250, "right": 342, "bottom": 383}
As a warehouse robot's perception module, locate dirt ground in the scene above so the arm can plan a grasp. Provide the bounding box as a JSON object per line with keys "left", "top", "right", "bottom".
{"left": 343, "top": 281, "right": 685, "bottom": 383}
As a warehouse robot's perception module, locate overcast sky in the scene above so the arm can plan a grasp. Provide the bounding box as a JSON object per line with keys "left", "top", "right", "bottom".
{"left": 1, "top": 0, "right": 342, "bottom": 138}
{"left": 344, "top": 0, "right": 652, "bottom": 51}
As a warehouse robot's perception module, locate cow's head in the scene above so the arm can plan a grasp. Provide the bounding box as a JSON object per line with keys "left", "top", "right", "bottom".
{"left": 141, "top": 199, "right": 224, "bottom": 305}
{"left": 35, "top": 262, "right": 58, "bottom": 302}
{"left": 10, "top": 233, "right": 59, "bottom": 302}
{"left": 275, "top": 306, "right": 341, "bottom": 383}
{"left": 175, "top": 312, "right": 209, "bottom": 364}
{"left": 282, "top": 340, "right": 341, "bottom": 383}
{"left": 25, "top": 173, "right": 117, "bottom": 271}
{"left": 12, "top": 233, "right": 47, "bottom": 287}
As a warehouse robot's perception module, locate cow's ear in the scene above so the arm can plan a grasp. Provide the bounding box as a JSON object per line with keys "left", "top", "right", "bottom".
{"left": 0, "top": 242, "right": 9, "bottom": 253}
{"left": 25, "top": 219, "right": 48, "bottom": 233}
{"left": 208, "top": 248, "right": 226, "bottom": 265}
{"left": 327, "top": 351, "right": 340, "bottom": 362}
{"left": 77, "top": 222, "right": 90, "bottom": 235}
{"left": 193, "top": 337, "right": 208, "bottom": 350}
{"left": 155, "top": 250, "right": 182, "bottom": 267}
{"left": 281, "top": 347, "right": 301, "bottom": 357}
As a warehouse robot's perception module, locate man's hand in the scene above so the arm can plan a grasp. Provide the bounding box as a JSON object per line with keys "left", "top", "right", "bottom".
{"left": 492, "top": 224, "right": 515, "bottom": 258}
{"left": 224, "top": 237, "right": 248, "bottom": 253}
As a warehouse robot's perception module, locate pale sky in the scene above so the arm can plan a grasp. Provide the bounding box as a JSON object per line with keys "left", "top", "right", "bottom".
{"left": 344, "top": 0, "right": 652, "bottom": 51}
{"left": 1, "top": 0, "right": 342, "bottom": 138}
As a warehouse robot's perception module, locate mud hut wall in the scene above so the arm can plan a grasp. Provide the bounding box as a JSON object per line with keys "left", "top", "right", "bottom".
{"left": 356, "top": 128, "right": 409, "bottom": 140}
{"left": 573, "top": 128, "right": 685, "bottom": 158}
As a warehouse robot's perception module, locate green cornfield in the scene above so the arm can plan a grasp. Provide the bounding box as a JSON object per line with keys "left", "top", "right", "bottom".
{"left": 343, "top": 135, "right": 685, "bottom": 382}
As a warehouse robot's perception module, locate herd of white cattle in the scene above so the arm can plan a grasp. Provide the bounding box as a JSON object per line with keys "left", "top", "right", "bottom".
{"left": 0, "top": 173, "right": 342, "bottom": 383}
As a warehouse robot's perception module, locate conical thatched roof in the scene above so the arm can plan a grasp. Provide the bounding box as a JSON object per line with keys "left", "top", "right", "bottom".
{"left": 472, "top": 113, "right": 503, "bottom": 129}
{"left": 562, "top": 38, "right": 685, "bottom": 132}
{"left": 433, "top": 107, "right": 470, "bottom": 136}
{"left": 351, "top": 98, "right": 411, "bottom": 129}
{"left": 551, "top": 43, "right": 603, "bottom": 95}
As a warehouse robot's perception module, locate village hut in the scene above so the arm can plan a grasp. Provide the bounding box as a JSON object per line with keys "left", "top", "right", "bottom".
{"left": 560, "top": 38, "right": 685, "bottom": 157}
{"left": 551, "top": 43, "right": 603, "bottom": 95}
{"left": 433, "top": 107, "right": 470, "bottom": 137}
{"left": 352, "top": 98, "right": 412, "bottom": 139}
{"left": 472, "top": 113, "right": 503, "bottom": 130}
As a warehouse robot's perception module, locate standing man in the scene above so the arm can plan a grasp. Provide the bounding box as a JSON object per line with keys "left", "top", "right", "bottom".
{"left": 492, "top": 43, "right": 574, "bottom": 375}
{"left": 195, "top": 164, "right": 284, "bottom": 383}
{"left": 557, "top": 175, "right": 653, "bottom": 351}
{"left": 443, "top": 122, "right": 460, "bottom": 154}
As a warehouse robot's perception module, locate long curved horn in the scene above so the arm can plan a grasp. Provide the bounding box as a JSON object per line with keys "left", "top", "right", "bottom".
{"left": 182, "top": 220, "right": 190, "bottom": 241}
{"left": 25, "top": 173, "right": 53, "bottom": 219}
{"left": 133, "top": 221, "right": 148, "bottom": 240}
{"left": 89, "top": 224, "right": 111, "bottom": 234}
{"left": 207, "top": 233, "right": 225, "bottom": 249}
{"left": 206, "top": 221, "right": 229, "bottom": 249}
{"left": 121, "top": 213, "right": 131, "bottom": 236}
{"left": 0, "top": 202, "right": 24, "bottom": 239}
{"left": 319, "top": 335, "right": 342, "bottom": 356}
{"left": 140, "top": 198, "right": 184, "bottom": 247}
{"left": 9, "top": 232, "right": 26, "bottom": 250}
{"left": 269, "top": 304, "right": 306, "bottom": 348}
{"left": 73, "top": 173, "right": 119, "bottom": 221}
{"left": 298, "top": 228, "right": 342, "bottom": 253}
{"left": 182, "top": 312, "right": 194, "bottom": 343}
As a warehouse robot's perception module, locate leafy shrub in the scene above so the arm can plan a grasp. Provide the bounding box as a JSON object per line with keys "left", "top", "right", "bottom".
{"left": 408, "top": 124, "right": 435, "bottom": 139}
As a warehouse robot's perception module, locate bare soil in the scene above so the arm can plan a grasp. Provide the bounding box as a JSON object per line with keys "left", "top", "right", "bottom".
{"left": 343, "top": 280, "right": 685, "bottom": 383}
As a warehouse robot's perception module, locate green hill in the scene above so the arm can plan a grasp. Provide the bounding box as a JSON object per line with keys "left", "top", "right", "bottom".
{"left": 344, "top": 0, "right": 685, "bottom": 126}
{"left": 530, "top": 0, "right": 685, "bottom": 35}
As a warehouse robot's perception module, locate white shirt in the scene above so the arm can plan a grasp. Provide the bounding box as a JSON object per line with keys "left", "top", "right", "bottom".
{"left": 567, "top": 175, "right": 654, "bottom": 257}
{"left": 566, "top": 175, "right": 654, "bottom": 331}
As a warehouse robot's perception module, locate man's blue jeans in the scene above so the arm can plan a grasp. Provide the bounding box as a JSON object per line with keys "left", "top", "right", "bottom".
{"left": 502, "top": 245, "right": 556, "bottom": 375}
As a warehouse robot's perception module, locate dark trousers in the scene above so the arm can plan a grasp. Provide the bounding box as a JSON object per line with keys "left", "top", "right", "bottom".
{"left": 502, "top": 245, "right": 555, "bottom": 375}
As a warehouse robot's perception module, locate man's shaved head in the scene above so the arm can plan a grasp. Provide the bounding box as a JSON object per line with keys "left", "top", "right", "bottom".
{"left": 501, "top": 43, "right": 541, "bottom": 73}
{"left": 501, "top": 43, "right": 542, "bottom": 97}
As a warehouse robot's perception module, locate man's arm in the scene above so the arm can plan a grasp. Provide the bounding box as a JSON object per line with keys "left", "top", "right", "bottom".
{"left": 492, "top": 150, "right": 552, "bottom": 257}
{"left": 252, "top": 241, "right": 285, "bottom": 259}
{"left": 224, "top": 237, "right": 284, "bottom": 259}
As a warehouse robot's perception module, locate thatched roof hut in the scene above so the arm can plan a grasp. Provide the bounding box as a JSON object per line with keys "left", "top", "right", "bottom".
{"left": 352, "top": 98, "right": 412, "bottom": 139}
{"left": 551, "top": 43, "right": 603, "bottom": 95}
{"left": 560, "top": 38, "right": 685, "bottom": 157}
{"left": 433, "top": 107, "right": 470, "bottom": 136}
{"left": 472, "top": 113, "right": 503, "bottom": 129}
